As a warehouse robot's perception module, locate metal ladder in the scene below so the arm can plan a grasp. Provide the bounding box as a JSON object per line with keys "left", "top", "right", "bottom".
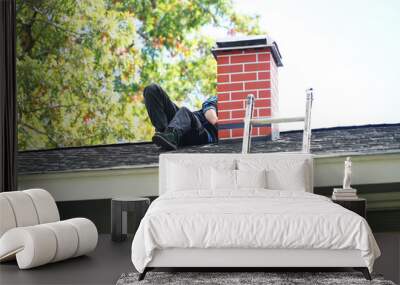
{"left": 242, "top": 88, "right": 314, "bottom": 154}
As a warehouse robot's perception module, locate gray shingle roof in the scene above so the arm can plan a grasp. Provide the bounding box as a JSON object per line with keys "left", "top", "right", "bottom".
{"left": 17, "top": 123, "right": 400, "bottom": 175}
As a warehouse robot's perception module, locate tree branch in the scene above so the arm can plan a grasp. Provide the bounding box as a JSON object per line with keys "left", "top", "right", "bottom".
{"left": 193, "top": 0, "right": 219, "bottom": 25}
{"left": 31, "top": 6, "right": 86, "bottom": 38}
{"left": 150, "top": 0, "right": 157, "bottom": 10}
{"left": 19, "top": 10, "right": 38, "bottom": 55}
{"left": 137, "top": 29, "right": 150, "bottom": 42}
{"left": 20, "top": 122, "right": 59, "bottom": 146}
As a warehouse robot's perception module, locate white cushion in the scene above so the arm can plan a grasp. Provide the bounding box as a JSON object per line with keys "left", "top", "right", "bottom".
{"left": 166, "top": 160, "right": 236, "bottom": 192}
{"left": 0, "top": 226, "right": 57, "bottom": 269}
{"left": 0, "top": 190, "right": 60, "bottom": 238}
{"left": 0, "top": 196, "right": 16, "bottom": 237}
{"left": 211, "top": 169, "right": 268, "bottom": 191}
{"left": 159, "top": 153, "right": 313, "bottom": 194}
{"left": 267, "top": 168, "right": 307, "bottom": 192}
{"left": 167, "top": 163, "right": 211, "bottom": 191}
{"left": 236, "top": 169, "right": 268, "bottom": 189}
{"left": 65, "top": 218, "right": 98, "bottom": 257}
{"left": 42, "top": 221, "right": 79, "bottom": 262}
{"left": 211, "top": 168, "right": 236, "bottom": 190}
{"left": 1, "top": 192, "right": 39, "bottom": 227}
{"left": 237, "top": 158, "right": 310, "bottom": 192}
{"left": 24, "top": 189, "right": 60, "bottom": 223}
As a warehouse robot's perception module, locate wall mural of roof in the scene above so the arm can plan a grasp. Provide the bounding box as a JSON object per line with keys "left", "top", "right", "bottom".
{"left": 17, "top": 123, "right": 400, "bottom": 175}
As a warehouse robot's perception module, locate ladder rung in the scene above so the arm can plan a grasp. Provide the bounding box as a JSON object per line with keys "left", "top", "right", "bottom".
{"left": 251, "top": 116, "right": 305, "bottom": 125}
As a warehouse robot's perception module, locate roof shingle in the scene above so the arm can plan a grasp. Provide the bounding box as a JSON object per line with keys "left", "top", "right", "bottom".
{"left": 17, "top": 123, "right": 400, "bottom": 174}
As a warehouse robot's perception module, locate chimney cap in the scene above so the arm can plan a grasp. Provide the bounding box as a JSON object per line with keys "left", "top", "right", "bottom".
{"left": 211, "top": 35, "right": 283, "bottom": 67}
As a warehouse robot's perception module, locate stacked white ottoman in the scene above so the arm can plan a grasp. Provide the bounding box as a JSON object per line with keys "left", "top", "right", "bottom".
{"left": 0, "top": 189, "right": 98, "bottom": 269}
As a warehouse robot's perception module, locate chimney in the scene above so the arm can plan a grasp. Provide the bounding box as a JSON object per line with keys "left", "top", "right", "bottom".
{"left": 212, "top": 35, "right": 283, "bottom": 140}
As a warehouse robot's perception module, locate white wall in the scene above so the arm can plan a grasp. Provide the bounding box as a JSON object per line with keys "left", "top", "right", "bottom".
{"left": 18, "top": 166, "right": 159, "bottom": 201}
{"left": 314, "top": 152, "right": 400, "bottom": 187}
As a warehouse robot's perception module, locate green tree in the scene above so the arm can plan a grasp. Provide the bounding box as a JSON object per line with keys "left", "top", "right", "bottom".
{"left": 16, "top": 0, "right": 263, "bottom": 150}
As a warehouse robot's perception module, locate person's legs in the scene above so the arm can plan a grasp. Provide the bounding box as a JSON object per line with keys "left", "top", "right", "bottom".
{"left": 181, "top": 128, "right": 210, "bottom": 146}
{"left": 143, "top": 83, "right": 179, "bottom": 132}
{"left": 152, "top": 107, "right": 209, "bottom": 150}
{"left": 168, "top": 107, "right": 209, "bottom": 146}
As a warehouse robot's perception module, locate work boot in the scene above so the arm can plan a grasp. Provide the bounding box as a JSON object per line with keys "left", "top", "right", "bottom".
{"left": 152, "top": 128, "right": 181, "bottom": 150}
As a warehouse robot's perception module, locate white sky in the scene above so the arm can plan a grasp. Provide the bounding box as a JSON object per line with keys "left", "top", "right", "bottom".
{"left": 229, "top": 0, "right": 400, "bottom": 130}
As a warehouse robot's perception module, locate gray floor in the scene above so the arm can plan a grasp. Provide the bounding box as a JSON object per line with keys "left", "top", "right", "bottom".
{"left": 374, "top": 233, "right": 400, "bottom": 284}
{"left": 0, "top": 235, "right": 134, "bottom": 285}
{"left": 1, "top": 233, "right": 399, "bottom": 285}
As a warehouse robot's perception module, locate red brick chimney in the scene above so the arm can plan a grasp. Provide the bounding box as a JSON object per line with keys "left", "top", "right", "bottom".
{"left": 212, "top": 35, "right": 283, "bottom": 140}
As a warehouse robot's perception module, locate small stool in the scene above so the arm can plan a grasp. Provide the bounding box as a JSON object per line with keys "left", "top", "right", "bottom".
{"left": 111, "top": 197, "right": 150, "bottom": 242}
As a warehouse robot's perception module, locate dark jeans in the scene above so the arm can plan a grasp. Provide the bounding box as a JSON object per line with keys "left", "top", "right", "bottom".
{"left": 143, "top": 84, "right": 210, "bottom": 146}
